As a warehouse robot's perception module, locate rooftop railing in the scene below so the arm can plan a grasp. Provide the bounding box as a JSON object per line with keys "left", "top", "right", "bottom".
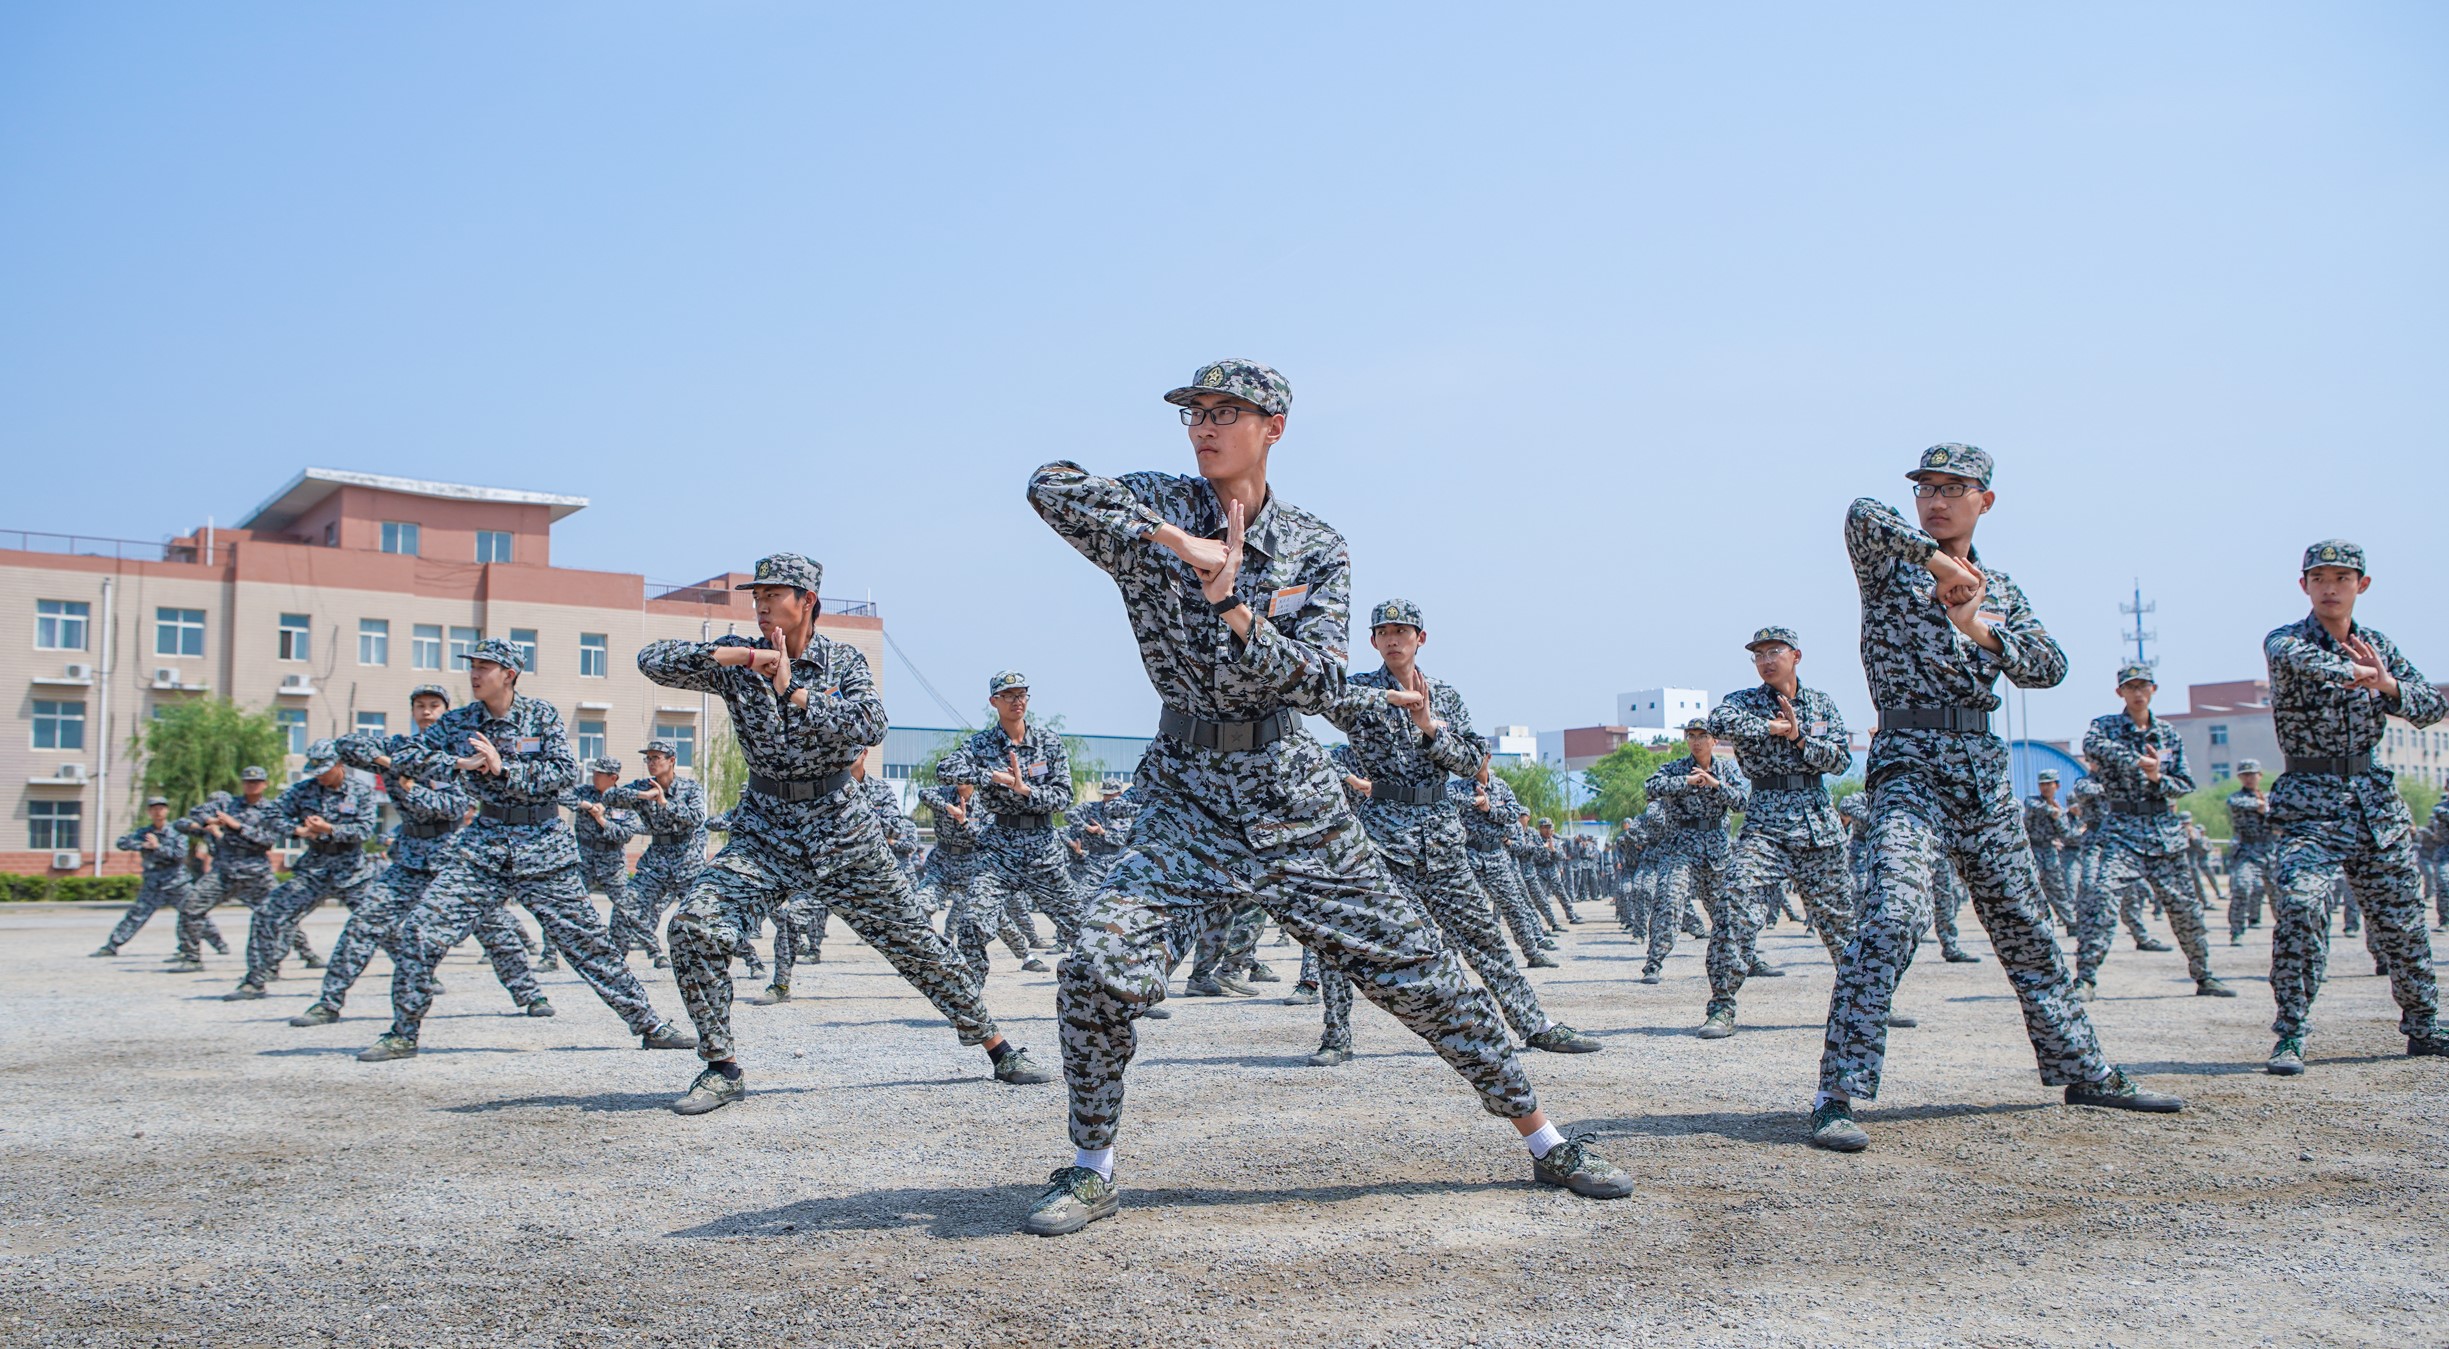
{"left": 0, "top": 529, "right": 211, "bottom": 563}
{"left": 645, "top": 580, "right": 877, "bottom": 618}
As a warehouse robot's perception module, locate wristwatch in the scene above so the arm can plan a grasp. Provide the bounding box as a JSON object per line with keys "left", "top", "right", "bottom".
{"left": 1207, "top": 594, "right": 1245, "bottom": 616}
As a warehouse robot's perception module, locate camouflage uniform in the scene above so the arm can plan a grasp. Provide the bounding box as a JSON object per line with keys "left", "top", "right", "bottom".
{"left": 2417, "top": 805, "right": 2449, "bottom": 927}
{"left": 1448, "top": 773, "right": 1551, "bottom": 961}
{"left": 638, "top": 618, "right": 1002, "bottom": 1067}
{"left": 1819, "top": 485, "right": 2113, "bottom": 1103}
{"left": 1506, "top": 823, "right": 1564, "bottom": 931}
{"left": 177, "top": 792, "right": 308, "bottom": 966}
{"left": 104, "top": 812, "right": 196, "bottom": 952}
{"left": 1028, "top": 457, "right": 1542, "bottom": 1150}
{"left": 2226, "top": 779, "right": 2276, "bottom": 937}
{"left": 1313, "top": 657, "right": 1572, "bottom": 1053}
{"left": 1522, "top": 829, "right": 1576, "bottom": 922}
{"left": 362, "top": 676, "right": 676, "bottom": 1050}
{"left": 2022, "top": 785, "right": 2078, "bottom": 931}
{"left": 1644, "top": 750, "right": 1750, "bottom": 1007}
{"left": 561, "top": 769, "right": 644, "bottom": 952}
{"left": 233, "top": 758, "right": 382, "bottom": 994}
{"left": 2075, "top": 706, "right": 2218, "bottom": 988}
{"left": 603, "top": 768, "right": 711, "bottom": 967}
{"left": 922, "top": 781, "right": 1031, "bottom": 981}
{"left": 2261, "top": 593, "right": 2445, "bottom": 1050}
{"left": 937, "top": 719, "right": 1084, "bottom": 948}
{"left": 1710, "top": 674, "right": 1858, "bottom": 967}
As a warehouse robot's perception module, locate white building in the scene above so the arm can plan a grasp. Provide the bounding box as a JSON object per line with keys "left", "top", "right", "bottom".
{"left": 1484, "top": 724, "right": 1537, "bottom": 765}
{"left": 1615, "top": 687, "right": 1713, "bottom": 737}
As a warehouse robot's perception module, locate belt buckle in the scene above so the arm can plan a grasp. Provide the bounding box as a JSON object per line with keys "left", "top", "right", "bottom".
{"left": 1215, "top": 719, "right": 1256, "bottom": 754}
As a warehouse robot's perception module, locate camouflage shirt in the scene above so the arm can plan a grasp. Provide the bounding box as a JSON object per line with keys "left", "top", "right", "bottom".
{"left": 2225, "top": 788, "right": 2275, "bottom": 848}
{"left": 638, "top": 632, "right": 885, "bottom": 781}
{"left": 917, "top": 783, "right": 982, "bottom": 853}
{"left": 358, "top": 694, "right": 582, "bottom": 879}
{"left": 273, "top": 773, "right": 381, "bottom": 887}
{"left": 1323, "top": 666, "right": 1481, "bottom": 868}
{"left": 1446, "top": 772, "right": 1525, "bottom": 853}
{"left": 1074, "top": 792, "right": 1135, "bottom": 855}
{"left": 1644, "top": 754, "right": 1748, "bottom": 867}
{"left": 2080, "top": 711, "right": 2194, "bottom": 857}
{"left": 181, "top": 794, "right": 283, "bottom": 865}
{"left": 2022, "top": 794, "right": 2072, "bottom": 852}
{"left": 115, "top": 823, "right": 189, "bottom": 875}
{"left": 605, "top": 774, "right": 709, "bottom": 864}
{"left": 2263, "top": 613, "right": 2446, "bottom": 845}
{"left": 1709, "top": 683, "right": 1850, "bottom": 849}
{"left": 1847, "top": 497, "right": 2066, "bottom": 789}
{"left": 558, "top": 783, "right": 641, "bottom": 855}
{"left": 385, "top": 770, "right": 474, "bottom": 873}
{"left": 937, "top": 721, "right": 1075, "bottom": 821}
{"left": 858, "top": 778, "right": 918, "bottom": 858}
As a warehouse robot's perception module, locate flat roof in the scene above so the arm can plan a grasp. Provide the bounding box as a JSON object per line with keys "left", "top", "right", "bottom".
{"left": 239, "top": 468, "right": 589, "bottom": 531}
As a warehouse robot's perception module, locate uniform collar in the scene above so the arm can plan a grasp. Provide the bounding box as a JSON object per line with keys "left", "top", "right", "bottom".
{"left": 1198, "top": 482, "right": 1292, "bottom": 563}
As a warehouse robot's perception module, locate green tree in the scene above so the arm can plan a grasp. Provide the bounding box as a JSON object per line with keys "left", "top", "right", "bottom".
{"left": 906, "top": 733, "right": 969, "bottom": 828}
{"left": 1492, "top": 760, "right": 1571, "bottom": 825}
{"left": 2178, "top": 775, "right": 2236, "bottom": 839}
{"left": 1581, "top": 741, "right": 1686, "bottom": 823}
{"left": 702, "top": 723, "right": 749, "bottom": 817}
{"left": 2401, "top": 776, "right": 2442, "bottom": 828}
{"left": 129, "top": 698, "right": 287, "bottom": 813}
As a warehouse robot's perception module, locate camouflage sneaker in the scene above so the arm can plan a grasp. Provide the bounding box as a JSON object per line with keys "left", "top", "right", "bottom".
{"left": 524, "top": 997, "right": 556, "bottom": 1018}
{"left": 673, "top": 1065, "right": 746, "bottom": 1116}
{"left": 1282, "top": 985, "right": 1321, "bottom": 1006}
{"left": 2073, "top": 980, "right": 2097, "bottom": 1003}
{"left": 1638, "top": 971, "right": 1661, "bottom": 985}
{"left": 1183, "top": 976, "right": 1229, "bottom": 997}
{"left": 1023, "top": 1166, "right": 1117, "bottom": 1237}
{"left": 161, "top": 958, "right": 204, "bottom": 974}
{"left": 1748, "top": 960, "right": 1787, "bottom": 978}
{"left": 1021, "top": 958, "right": 1051, "bottom": 972}
{"left": 288, "top": 1003, "right": 340, "bottom": 1027}
{"left": 639, "top": 1021, "right": 699, "bottom": 1051}
{"left": 1526, "top": 951, "right": 1561, "bottom": 969}
{"left": 89, "top": 945, "right": 118, "bottom": 958}
{"left": 221, "top": 983, "right": 265, "bottom": 1002}
{"left": 536, "top": 956, "right": 562, "bottom": 972}
{"left": 1525, "top": 1024, "right": 1602, "bottom": 1054}
{"left": 2266, "top": 1037, "right": 2306, "bottom": 1075}
{"left": 1888, "top": 1012, "right": 1919, "bottom": 1028}
{"left": 2134, "top": 937, "right": 2173, "bottom": 952}
{"left": 1538, "top": 938, "right": 1559, "bottom": 951}
{"left": 1213, "top": 973, "right": 1258, "bottom": 997}
{"left": 752, "top": 984, "right": 791, "bottom": 1006}
{"left": 1695, "top": 1012, "right": 1736, "bottom": 1040}
{"left": 2195, "top": 977, "right": 2236, "bottom": 998}
{"left": 1246, "top": 962, "right": 1281, "bottom": 983}
{"left": 1531, "top": 1133, "right": 1633, "bottom": 1198}
{"left": 993, "top": 1046, "right": 1057, "bottom": 1085}
{"left": 651, "top": 955, "right": 671, "bottom": 969}
{"left": 1305, "top": 1045, "right": 1352, "bottom": 1067}
{"left": 1942, "top": 949, "right": 1982, "bottom": 964}
{"left": 2064, "top": 1068, "right": 2183, "bottom": 1113}
{"left": 300, "top": 953, "right": 326, "bottom": 970}
{"left": 1139, "top": 1004, "right": 1171, "bottom": 1019}
{"left": 1808, "top": 1100, "right": 1868, "bottom": 1152}
{"left": 2406, "top": 1033, "right": 2449, "bottom": 1059}
{"left": 357, "top": 1034, "right": 417, "bottom": 1063}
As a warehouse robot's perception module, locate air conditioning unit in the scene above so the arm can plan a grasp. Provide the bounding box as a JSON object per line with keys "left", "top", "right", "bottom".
{"left": 51, "top": 851, "right": 81, "bottom": 871}
{"left": 62, "top": 663, "right": 92, "bottom": 681}
{"left": 155, "top": 668, "right": 180, "bottom": 686}
{"left": 280, "top": 674, "right": 313, "bottom": 692}
{"left": 54, "top": 763, "right": 89, "bottom": 783}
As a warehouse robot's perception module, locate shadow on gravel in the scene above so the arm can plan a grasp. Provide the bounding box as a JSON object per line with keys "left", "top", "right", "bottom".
{"left": 1585, "top": 1023, "right": 1824, "bottom": 1039}
{"left": 258, "top": 1044, "right": 521, "bottom": 1057}
{"left": 1574, "top": 1100, "right": 2051, "bottom": 1145}
{"left": 442, "top": 1086, "right": 818, "bottom": 1113}
{"left": 2116, "top": 1059, "right": 2268, "bottom": 1078}
{"left": 673, "top": 1178, "right": 1519, "bottom": 1241}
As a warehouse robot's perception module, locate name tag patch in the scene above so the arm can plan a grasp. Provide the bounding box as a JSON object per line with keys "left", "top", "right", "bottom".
{"left": 515, "top": 737, "right": 542, "bottom": 754}
{"left": 1268, "top": 585, "right": 1309, "bottom": 618}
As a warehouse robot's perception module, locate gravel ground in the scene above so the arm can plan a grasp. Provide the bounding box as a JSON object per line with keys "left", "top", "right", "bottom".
{"left": 4, "top": 899, "right": 2444, "bottom": 1347}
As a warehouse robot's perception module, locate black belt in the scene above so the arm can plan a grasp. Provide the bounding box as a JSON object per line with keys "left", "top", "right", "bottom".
{"left": 997, "top": 812, "right": 1053, "bottom": 831}
{"left": 304, "top": 838, "right": 360, "bottom": 856}
{"left": 747, "top": 769, "right": 854, "bottom": 802}
{"left": 1159, "top": 706, "right": 1296, "bottom": 754}
{"left": 2108, "top": 799, "right": 2172, "bottom": 817}
{"left": 1878, "top": 706, "right": 1991, "bottom": 734}
{"left": 2286, "top": 753, "right": 2373, "bottom": 777}
{"left": 480, "top": 802, "right": 556, "bottom": 826}
{"left": 650, "top": 831, "right": 695, "bottom": 846}
{"left": 1752, "top": 773, "right": 1825, "bottom": 792}
{"left": 397, "top": 821, "right": 453, "bottom": 840}
{"left": 1369, "top": 780, "right": 1444, "bottom": 806}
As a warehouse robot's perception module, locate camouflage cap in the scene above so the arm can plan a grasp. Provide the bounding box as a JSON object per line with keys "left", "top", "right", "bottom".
{"left": 2301, "top": 538, "right": 2365, "bottom": 574}
{"left": 987, "top": 670, "right": 1030, "bottom": 698}
{"left": 1683, "top": 718, "right": 1712, "bottom": 734}
{"left": 2177, "top": 810, "right": 2195, "bottom": 821}
{"left": 145, "top": 795, "right": 170, "bottom": 808}
{"left": 590, "top": 756, "right": 623, "bottom": 775}
{"left": 302, "top": 739, "right": 341, "bottom": 772}
{"left": 2036, "top": 769, "right": 2060, "bottom": 784}
{"left": 1369, "top": 598, "right": 1426, "bottom": 631}
{"left": 1164, "top": 359, "right": 1291, "bottom": 417}
{"left": 2236, "top": 758, "right": 2262, "bottom": 775}
{"left": 1536, "top": 817, "right": 1555, "bottom": 829}
{"left": 466, "top": 638, "right": 526, "bottom": 673}
{"left": 239, "top": 766, "right": 269, "bottom": 782}
{"left": 640, "top": 740, "right": 677, "bottom": 758}
{"left": 407, "top": 683, "right": 451, "bottom": 705}
{"left": 737, "top": 552, "right": 823, "bottom": 594}
{"left": 1907, "top": 442, "right": 1994, "bottom": 487}
{"left": 2114, "top": 662, "right": 2156, "bottom": 687}
{"left": 1745, "top": 625, "right": 1800, "bottom": 652}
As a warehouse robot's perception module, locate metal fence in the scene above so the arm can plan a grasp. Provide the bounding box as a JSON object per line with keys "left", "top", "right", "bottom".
{"left": 0, "top": 529, "right": 198, "bottom": 563}
{"left": 646, "top": 579, "right": 877, "bottom": 617}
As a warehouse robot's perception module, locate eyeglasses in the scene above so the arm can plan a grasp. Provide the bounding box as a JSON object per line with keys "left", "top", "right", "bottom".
{"left": 1911, "top": 482, "right": 1981, "bottom": 499}
{"left": 1179, "top": 405, "right": 1266, "bottom": 426}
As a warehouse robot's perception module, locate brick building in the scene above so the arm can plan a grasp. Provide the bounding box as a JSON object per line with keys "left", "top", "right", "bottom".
{"left": 2162, "top": 678, "right": 2447, "bottom": 789}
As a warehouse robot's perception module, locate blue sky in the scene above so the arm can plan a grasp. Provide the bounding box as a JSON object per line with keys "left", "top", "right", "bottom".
{"left": 4, "top": 4, "right": 2442, "bottom": 745}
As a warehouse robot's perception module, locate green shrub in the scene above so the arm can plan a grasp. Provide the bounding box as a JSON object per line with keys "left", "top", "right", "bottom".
{"left": 0, "top": 874, "right": 143, "bottom": 903}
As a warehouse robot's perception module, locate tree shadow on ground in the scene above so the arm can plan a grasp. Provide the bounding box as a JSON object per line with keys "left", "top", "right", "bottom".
{"left": 1572, "top": 1099, "right": 2053, "bottom": 1146}
{"left": 669, "top": 1177, "right": 1518, "bottom": 1241}
{"left": 441, "top": 1085, "right": 820, "bottom": 1113}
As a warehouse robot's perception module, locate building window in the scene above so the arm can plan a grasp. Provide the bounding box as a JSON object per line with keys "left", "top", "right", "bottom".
{"left": 576, "top": 719, "right": 607, "bottom": 762}
{"left": 448, "top": 626, "right": 478, "bottom": 671}
{"left": 476, "top": 531, "right": 514, "bottom": 564}
{"left": 654, "top": 720, "right": 696, "bottom": 769}
{"left": 412, "top": 623, "right": 443, "bottom": 670}
{"left": 35, "top": 599, "right": 90, "bottom": 651}
{"left": 278, "top": 613, "right": 312, "bottom": 662}
{"left": 355, "top": 711, "right": 388, "bottom": 736}
{"left": 884, "top": 762, "right": 915, "bottom": 780}
{"left": 155, "top": 607, "right": 205, "bottom": 658}
{"left": 29, "top": 800, "right": 81, "bottom": 851}
{"left": 579, "top": 632, "right": 608, "bottom": 679}
{"left": 275, "top": 707, "right": 308, "bottom": 755}
{"left": 381, "top": 521, "right": 421, "bottom": 556}
{"left": 509, "top": 628, "right": 539, "bottom": 672}
{"left": 2211, "top": 762, "right": 2231, "bottom": 781}
{"left": 32, "top": 699, "right": 86, "bottom": 750}
{"left": 2209, "top": 724, "right": 2229, "bottom": 747}
{"left": 358, "top": 618, "right": 389, "bottom": 667}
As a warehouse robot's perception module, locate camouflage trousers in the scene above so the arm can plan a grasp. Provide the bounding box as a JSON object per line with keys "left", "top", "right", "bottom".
{"left": 182, "top": 861, "right": 300, "bottom": 964}
{"left": 1820, "top": 769, "right": 2110, "bottom": 1101}
{"left": 670, "top": 797, "right": 997, "bottom": 1064}
{"left": 1733, "top": 832, "right": 1854, "bottom": 967}
{"left": 243, "top": 860, "right": 376, "bottom": 987}
{"left": 2034, "top": 849, "right": 2077, "bottom": 932}
{"left": 1653, "top": 854, "right": 1745, "bottom": 1016}
{"left": 936, "top": 852, "right": 1032, "bottom": 983}
{"left": 386, "top": 859, "right": 664, "bottom": 1044}
{"left": 2269, "top": 821, "right": 2437, "bottom": 1043}
{"left": 1526, "top": 861, "right": 1576, "bottom": 920}
{"left": 1644, "top": 846, "right": 1728, "bottom": 976}
{"left": 623, "top": 855, "right": 700, "bottom": 959}
{"left": 1059, "top": 768, "right": 1537, "bottom": 1150}
{"left": 1467, "top": 848, "right": 1548, "bottom": 961}
{"left": 106, "top": 871, "right": 195, "bottom": 951}
{"left": 2077, "top": 843, "right": 2214, "bottom": 986}
{"left": 318, "top": 862, "right": 542, "bottom": 1011}
{"left": 1320, "top": 844, "right": 1550, "bottom": 1051}
{"left": 971, "top": 831, "right": 1082, "bottom": 948}
{"left": 1190, "top": 903, "right": 1267, "bottom": 982}
{"left": 2226, "top": 845, "right": 2273, "bottom": 935}
{"left": 2432, "top": 853, "right": 2449, "bottom": 926}
{"left": 575, "top": 848, "right": 647, "bottom": 955}
{"left": 767, "top": 893, "right": 821, "bottom": 989}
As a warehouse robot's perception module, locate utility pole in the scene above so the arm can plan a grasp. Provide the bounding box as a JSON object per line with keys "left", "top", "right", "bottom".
{"left": 2120, "top": 580, "right": 2157, "bottom": 671}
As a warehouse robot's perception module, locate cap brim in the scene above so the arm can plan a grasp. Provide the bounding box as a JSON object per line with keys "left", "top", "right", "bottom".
{"left": 1165, "top": 386, "right": 1270, "bottom": 412}
{"left": 1906, "top": 469, "right": 1989, "bottom": 486}
{"left": 1743, "top": 639, "right": 1795, "bottom": 652}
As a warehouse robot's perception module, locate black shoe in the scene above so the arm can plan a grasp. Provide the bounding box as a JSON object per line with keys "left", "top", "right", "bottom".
{"left": 2064, "top": 1067, "right": 2182, "bottom": 1113}
{"left": 2408, "top": 1033, "right": 2449, "bottom": 1058}
{"left": 2134, "top": 938, "right": 2173, "bottom": 953}
{"left": 1887, "top": 1012, "right": 1918, "bottom": 1029}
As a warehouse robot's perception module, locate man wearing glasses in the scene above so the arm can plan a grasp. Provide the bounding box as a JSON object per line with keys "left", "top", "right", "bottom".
{"left": 1809, "top": 444, "right": 2182, "bottom": 1152}
{"left": 1019, "top": 360, "right": 1633, "bottom": 1236}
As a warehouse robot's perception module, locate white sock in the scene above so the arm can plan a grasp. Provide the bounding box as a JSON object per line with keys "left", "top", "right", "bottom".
{"left": 1523, "top": 1122, "right": 1565, "bottom": 1159}
{"left": 1812, "top": 1091, "right": 1847, "bottom": 1110}
{"left": 1074, "top": 1147, "right": 1113, "bottom": 1181}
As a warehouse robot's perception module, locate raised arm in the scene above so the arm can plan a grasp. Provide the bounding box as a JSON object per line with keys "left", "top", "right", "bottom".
{"left": 1027, "top": 462, "right": 1171, "bottom": 577}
